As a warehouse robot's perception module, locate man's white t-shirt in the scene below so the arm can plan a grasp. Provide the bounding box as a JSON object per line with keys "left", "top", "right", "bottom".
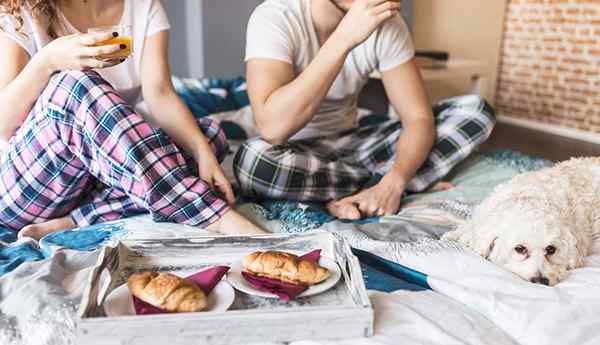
{"left": 0, "top": 0, "right": 170, "bottom": 107}
{"left": 246, "top": 0, "right": 415, "bottom": 140}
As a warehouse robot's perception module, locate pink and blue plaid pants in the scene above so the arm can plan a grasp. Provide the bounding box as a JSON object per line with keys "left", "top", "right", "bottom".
{"left": 0, "top": 70, "right": 230, "bottom": 231}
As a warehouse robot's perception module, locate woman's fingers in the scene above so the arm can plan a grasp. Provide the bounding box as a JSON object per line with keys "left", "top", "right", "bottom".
{"left": 368, "top": 0, "right": 398, "bottom": 7}
{"left": 215, "top": 176, "right": 236, "bottom": 205}
{"left": 78, "top": 32, "right": 116, "bottom": 46}
{"left": 80, "top": 44, "right": 123, "bottom": 58}
{"left": 80, "top": 58, "right": 124, "bottom": 70}
{"left": 373, "top": 1, "right": 401, "bottom": 13}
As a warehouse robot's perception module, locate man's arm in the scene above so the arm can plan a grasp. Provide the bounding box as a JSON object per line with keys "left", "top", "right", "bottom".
{"left": 246, "top": 38, "right": 351, "bottom": 145}
{"left": 381, "top": 58, "right": 435, "bottom": 185}
{"left": 246, "top": 0, "right": 400, "bottom": 145}
{"left": 336, "top": 58, "right": 434, "bottom": 218}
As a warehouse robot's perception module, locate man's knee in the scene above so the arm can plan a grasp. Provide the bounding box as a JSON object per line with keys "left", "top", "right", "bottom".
{"left": 454, "top": 95, "right": 496, "bottom": 124}
{"left": 439, "top": 95, "right": 497, "bottom": 140}
{"left": 233, "top": 138, "right": 285, "bottom": 195}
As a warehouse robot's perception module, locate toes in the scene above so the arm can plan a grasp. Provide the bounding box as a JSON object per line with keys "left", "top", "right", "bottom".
{"left": 431, "top": 181, "right": 456, "bottom": 192}
{"left": 18, "top": 225, "right": 40, "bottom": 240}
{"left": 338, "top": 204, "right": 362, "bottom": 220}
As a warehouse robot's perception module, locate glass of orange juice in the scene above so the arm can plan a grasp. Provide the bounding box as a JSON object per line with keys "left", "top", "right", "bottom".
{"left": 88, "top": 25, "right": 133, "bottom": 60}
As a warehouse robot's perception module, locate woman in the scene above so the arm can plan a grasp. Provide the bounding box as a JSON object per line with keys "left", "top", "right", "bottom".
{"left": 0, "top": 0, "right": 267, "bottom": 239}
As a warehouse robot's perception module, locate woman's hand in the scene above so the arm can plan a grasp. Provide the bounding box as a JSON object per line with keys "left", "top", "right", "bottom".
{"left": 39, "top": 32, "right": 127, "bottom": 73}
{"left": 196, "top": 149, "right": 236, "bottom": 205}
{"left": 333, "top": 0, "right": 401, "bottom": 50}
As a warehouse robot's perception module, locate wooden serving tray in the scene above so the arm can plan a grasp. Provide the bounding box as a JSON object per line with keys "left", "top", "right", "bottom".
{"left": 77, "top": 232, "right": 373, "bottom": 345}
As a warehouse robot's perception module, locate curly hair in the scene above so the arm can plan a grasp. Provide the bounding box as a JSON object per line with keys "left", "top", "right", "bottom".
{"left": 0, "top": 0, "right": 58, "bottom": 37}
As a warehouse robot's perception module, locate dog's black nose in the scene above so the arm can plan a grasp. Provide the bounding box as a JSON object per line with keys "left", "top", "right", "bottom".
{"left": 530, "top": 277, "right": 550, "bottom": 285}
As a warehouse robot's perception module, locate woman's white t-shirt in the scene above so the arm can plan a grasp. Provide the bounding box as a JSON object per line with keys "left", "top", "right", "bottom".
{"left": 0, "top": 0, "right": 170, "bottom": 106}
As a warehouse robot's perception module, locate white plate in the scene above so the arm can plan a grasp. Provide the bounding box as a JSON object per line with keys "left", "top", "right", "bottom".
{"left": 104, "top": 273, "right": 235, "bottom": 316}
{"left": 227, "top": 252, "right": 342, "bottom": 299}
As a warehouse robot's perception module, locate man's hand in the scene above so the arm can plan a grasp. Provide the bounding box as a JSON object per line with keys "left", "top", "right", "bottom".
{"left": 334, "top": 0, "right": 401, "bottom": 50}
{"left": 327, "top": 172, "right": 405, "bottom": 219}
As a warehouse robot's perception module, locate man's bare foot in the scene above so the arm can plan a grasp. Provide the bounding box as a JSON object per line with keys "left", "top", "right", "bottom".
{"left": 18, "top": 216, "right": 77, "bottom": 241}
{"left": 325, "top": 199, "right": 362, "bottom": 220}
{"left": 206, "top": 209, "right": 269, "bottom": 235}
{"left": 430, "top": 181, "right": 456, "bottom": 192}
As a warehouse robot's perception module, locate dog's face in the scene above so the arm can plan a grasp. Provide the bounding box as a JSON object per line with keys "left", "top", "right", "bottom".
{"left": 486, "top": 213, "right": 573, "bottom": 286}
{"left": 463, "top": 208, "right": 585, "bottom": 286}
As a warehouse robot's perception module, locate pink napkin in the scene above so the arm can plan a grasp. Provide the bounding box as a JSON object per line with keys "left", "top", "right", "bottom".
{"left": 132, "top": 266, "right": 230, "bottom": 314}
{"left": 241, "top": 249, "right": 322, "bottom": 301}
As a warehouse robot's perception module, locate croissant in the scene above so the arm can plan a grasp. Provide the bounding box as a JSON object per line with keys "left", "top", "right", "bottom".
{"left": 127, "top": 272, "right": 207, "bottom": 313}
{"left": 243, "top": 251, "right": 330, "bottom": 285}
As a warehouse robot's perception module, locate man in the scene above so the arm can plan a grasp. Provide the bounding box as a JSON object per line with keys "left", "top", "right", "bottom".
{"left": 234, "top": 0, "right": 496, "bottom": 220}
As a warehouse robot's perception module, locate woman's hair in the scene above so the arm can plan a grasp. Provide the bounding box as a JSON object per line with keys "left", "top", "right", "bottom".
{"left": 0, "top": 0, "right": 58, "bottom": 37}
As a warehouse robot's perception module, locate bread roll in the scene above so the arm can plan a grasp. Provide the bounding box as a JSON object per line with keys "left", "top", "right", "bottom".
{"left": 243, "top": 251, "right": 330, "bottom": 285}
{"left": 127, "top": 272, "right": 207, "bottom": 313}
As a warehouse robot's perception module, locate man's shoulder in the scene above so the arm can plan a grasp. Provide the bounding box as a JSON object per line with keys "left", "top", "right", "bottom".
{"left": 372, "top": 15, "right": 412, "bottom": 45}
{"left": 252, "top": 0, "right": 303, "bottom": 20}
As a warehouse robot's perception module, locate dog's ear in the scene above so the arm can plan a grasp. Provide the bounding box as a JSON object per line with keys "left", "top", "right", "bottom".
{"left": 444, "top": 222, "right": 500, "bottom": 259}
{"left": 470, "top": 230, "right": 500, "bottom": 259}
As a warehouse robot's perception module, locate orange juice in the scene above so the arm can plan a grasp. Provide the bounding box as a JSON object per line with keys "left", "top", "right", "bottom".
{"left": 94, "top": 36, "right": 133, "bottom": 60}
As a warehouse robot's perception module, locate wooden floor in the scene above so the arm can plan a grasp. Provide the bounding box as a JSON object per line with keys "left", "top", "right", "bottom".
{"left": 358, "top": 79, "right": 600, "bottom": 162}
{"left": 481, "top": 122, "right": 600, "bottom": 162}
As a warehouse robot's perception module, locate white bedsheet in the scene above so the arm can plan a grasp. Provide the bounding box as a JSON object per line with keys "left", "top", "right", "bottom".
{"left": 394, "top": 235, "right": 600, "bottom": 345}
{"left": 1, "top": 216, "right": 598, "bottom": 345}
{"left": 0, "top": 246, "right": 514, "bottom": 345}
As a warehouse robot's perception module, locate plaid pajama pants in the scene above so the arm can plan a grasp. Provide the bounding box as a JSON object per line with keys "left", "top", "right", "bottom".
{"left": 0, "top": 70, "right": 230, "bottom": 231}
{"left": 234, "top": 95, "right": 496, "bottom": 201}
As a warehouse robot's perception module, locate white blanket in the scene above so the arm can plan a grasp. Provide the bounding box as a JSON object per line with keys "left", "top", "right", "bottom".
{"left": 0, "top": 244, "right": 514, "bottom": 345}
{"left": 3, "top": 213, "right": 598, "bottom": 345}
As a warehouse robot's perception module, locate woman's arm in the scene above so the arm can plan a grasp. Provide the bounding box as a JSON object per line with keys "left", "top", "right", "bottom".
{"left": 140, "top": 31, "right": 235, "bottom": 204}
{"left": 0, "top": 33, "right": 52, "bottom": 140}
{"left": 0, "top": 31, "right": 126, "bottom": 141}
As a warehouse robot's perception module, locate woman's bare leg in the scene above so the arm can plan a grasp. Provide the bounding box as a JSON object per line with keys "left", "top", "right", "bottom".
{"left": 206, "top": 209, "right": 268, "bottom": 235}
{"left": 18, "top": 216, "right": 76, "bottom": 241}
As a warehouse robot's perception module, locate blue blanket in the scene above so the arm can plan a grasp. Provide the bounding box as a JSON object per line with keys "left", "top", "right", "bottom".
{"left": 1, "top": 75, "right": 553, "bottom": 292}
{"left": 0, "top": 150, "right": 552, "bottom": 294}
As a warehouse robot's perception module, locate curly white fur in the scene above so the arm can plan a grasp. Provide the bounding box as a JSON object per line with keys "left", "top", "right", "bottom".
{"left": 443, "top": 157, "right": 600, "bottom": 286}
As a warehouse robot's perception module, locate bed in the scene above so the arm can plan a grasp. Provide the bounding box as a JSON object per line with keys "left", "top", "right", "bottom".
{"left": 1, "top": 77, "right": 599, "bottom": 345}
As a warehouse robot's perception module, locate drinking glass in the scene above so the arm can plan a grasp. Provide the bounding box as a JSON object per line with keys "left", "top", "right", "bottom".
{"left": 88, "top": 25, "right": 133, "bottom": 60}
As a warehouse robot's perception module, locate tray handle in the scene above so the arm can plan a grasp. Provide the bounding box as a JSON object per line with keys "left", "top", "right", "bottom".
{"left": 334, "top": 235, "right": 371, "bottom": 308}
{"left": 78, "top": 244, "right": 119, "bottom": 318}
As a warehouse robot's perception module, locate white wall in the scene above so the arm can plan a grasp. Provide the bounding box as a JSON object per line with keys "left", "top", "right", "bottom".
{"left": 163, "top": 0, "right": 260, "bottom": 78}
{"left": 202, "top": 0, "right": 262, "bottom": 78}
{"left": 163, "top": 0, "right": 413, "bottom": 79}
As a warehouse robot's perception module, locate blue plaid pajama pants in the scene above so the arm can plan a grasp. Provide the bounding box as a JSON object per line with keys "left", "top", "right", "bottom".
{"left": 233, "top": 95, "right": 496, "bottom": 201}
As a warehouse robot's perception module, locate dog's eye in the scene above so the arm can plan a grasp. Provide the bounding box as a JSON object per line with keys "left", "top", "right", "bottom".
{"left": 514, "top": 245, "right": 527, "bottom": 254}
{"left": 546, "top": 246, "right": 556, "bottom": 255}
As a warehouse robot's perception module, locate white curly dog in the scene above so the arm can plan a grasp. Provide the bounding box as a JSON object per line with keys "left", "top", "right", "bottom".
{"left": 443, "top": 158, "right": 600, "bottom": 286}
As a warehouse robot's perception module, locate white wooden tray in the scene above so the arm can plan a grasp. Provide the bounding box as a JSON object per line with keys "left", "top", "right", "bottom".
{"left": 77, "top": 232, "right": 373, "bottom": 345}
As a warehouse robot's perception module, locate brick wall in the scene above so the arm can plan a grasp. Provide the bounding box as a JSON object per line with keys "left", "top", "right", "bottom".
{"left": 496, "top": 0, "right": 600, "bottom": 133}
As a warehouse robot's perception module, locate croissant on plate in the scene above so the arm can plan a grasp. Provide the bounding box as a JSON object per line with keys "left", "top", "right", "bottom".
{"left": 243, "top": 251, "right": 330, "bottom": 285}
{"left": 127, "top": 272, "right": 207, "bottom": 313}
